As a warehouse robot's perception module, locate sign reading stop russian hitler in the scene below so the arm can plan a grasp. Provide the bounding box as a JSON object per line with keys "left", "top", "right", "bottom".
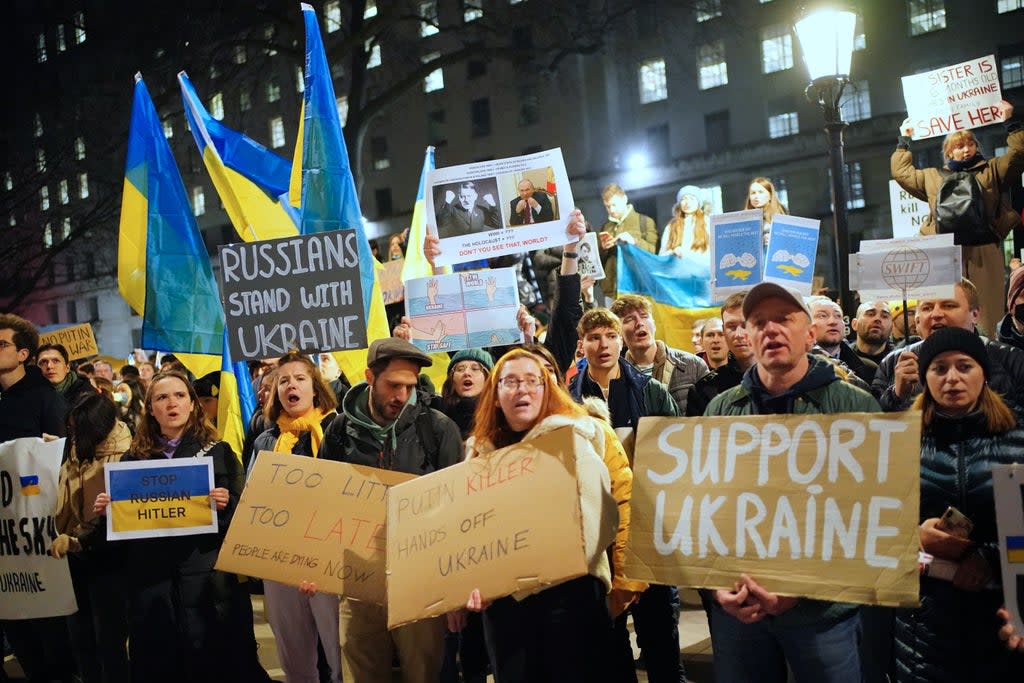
{"left": 624, "top": 413, "right": 921, "bottom": 607}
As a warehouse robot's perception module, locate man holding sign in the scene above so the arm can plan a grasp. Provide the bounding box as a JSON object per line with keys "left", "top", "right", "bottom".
{"left": 703, "top": 282, "right": 881, "bottom": 682}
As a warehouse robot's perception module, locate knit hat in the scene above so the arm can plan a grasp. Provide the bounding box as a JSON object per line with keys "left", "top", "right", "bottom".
{"left": 675, "top": 185, "right": 703, "bottom": 204}
{"left": 916, "top": 326, "right": 990, "bottom": 384}
{"left": 447, "top": 348, "right": 494, "bottom": 375}
{"left": 193, "top": 371, "right": 220, "bottom": 398}
{"left": 1008, "top": 268, "right": 1024, "bottom": 311}
{"left": 889, "top": 300, "right": 917, "bottom": 318}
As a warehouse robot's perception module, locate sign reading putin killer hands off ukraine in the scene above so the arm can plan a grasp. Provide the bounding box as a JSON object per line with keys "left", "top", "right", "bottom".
{"left": 902, "top": 55, "right": 1003, "bottom": 140}
{"left": 215, "top": 452, "right": 414, "bottom": 605}
{"left": 386, "top": 426, "right": 588, "bottom": 628}
{"left": 625, "top": 414, "right": 921, "bottom": 607}
{"left": 218, "top": 230, "right": 367, "bottom": 361}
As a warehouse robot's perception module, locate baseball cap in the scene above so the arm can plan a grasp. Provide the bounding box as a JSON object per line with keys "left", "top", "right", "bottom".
{"left": 741, "top": 282, "right": 812, "bottom": 320}
{"left": 366, "top": 338, "right": 433, "bottom": 367}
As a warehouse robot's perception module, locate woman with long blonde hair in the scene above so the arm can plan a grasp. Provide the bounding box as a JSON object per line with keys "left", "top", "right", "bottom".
{"left": 660, "top": 185, "right": 708, "bottom": 258}
{"left": 744, "top": 176, "right": 788, "bottom": 247}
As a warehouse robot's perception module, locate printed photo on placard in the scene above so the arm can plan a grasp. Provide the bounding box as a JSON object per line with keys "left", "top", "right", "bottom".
{"left": 577, "top": 233, "right": 605, "bottom": 280}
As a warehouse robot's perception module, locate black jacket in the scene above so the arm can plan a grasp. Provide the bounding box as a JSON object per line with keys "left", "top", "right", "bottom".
{"left": 996, "top": 312, "right": 1024, "bottom": 351}
{"left": 0, "top": 365, "right": 66, "bottom": 441}
{"left": 836, "top": 342, "right": 878, "bottom": 385}
{"left": 567, "top": 356, "right": 679, "bottom": 428}
{"left": 685, "top": 356, "right": 746, "bottom": 416}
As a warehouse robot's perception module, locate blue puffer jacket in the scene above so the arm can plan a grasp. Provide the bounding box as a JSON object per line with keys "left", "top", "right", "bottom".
{"left": 894, "top": 410, "right": 1024, "bottom": 683}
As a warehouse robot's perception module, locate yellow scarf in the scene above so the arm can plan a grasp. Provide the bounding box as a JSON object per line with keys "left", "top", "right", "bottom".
{"left": 274, "top": 408, "right": 329, "bottom": 457}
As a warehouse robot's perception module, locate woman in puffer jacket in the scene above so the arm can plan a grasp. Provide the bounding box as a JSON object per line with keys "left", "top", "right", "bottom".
{"left": 895, "top": 327, "right": 1024, "bottom": 682}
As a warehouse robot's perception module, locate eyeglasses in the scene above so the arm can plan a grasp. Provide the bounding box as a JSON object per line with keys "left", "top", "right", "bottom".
{"left": 497, "top": 376, "right": 543, "bottom": 392}
{"left": 0, "top": 341, "right": 15, "bottom": 350}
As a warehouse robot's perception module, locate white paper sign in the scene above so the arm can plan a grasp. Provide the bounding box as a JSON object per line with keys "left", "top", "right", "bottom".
{"left": 888, "top": 180, "right": 930, "bottom": 239}
{"left": 901, "top": 55, "right": 1003, "bottom": 140}
{"left": 992, "top": 464, "right": 1024, "bottom": 640}
{"left": 849, "top": 236, "right": 961, "bottom": 302}
{"left": 710, "top": 209, "right": 763, "bottom": 302}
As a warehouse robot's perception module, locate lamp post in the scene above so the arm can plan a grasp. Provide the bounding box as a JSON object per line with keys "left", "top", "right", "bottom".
{"left": 795, "top": 7, "right": 857, "bottom": 317}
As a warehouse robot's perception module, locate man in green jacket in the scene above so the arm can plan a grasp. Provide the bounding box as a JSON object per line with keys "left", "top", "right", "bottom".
{"left": 704, "top": 282, "right": 880, "bottom": 683}
{"left": 598, "top": 183, "right": 658, "bottom": 300}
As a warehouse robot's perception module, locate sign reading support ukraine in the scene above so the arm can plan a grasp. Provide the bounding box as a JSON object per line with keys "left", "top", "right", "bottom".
{"left": 710, "top": 209, "right": 763, "bottom": 301}
{"left": 764, "top": 215, "right": 820, "bottom": 295}
{"left": 105, "top": 459, "right": 216, "bottom": 541}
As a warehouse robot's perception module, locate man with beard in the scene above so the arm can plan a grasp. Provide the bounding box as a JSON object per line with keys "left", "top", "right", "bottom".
{"left": 808, "top": 297, "right": 876, "bottom": 384}
{"left": 319, "top": 338, "right": 462, "bottom": 683}
{"left": 851, "top": 301, "right": 895, "bottom": 365}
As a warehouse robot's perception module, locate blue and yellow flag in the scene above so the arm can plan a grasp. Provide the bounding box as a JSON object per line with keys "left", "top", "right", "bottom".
{"left": 19, "top": 475, "right": 40, "bottom": 496}
{"left": 402, "top": 147, "right": 444, "bottom": 281}
{"left": 217, "top": 326, "right": 256, "bottom": 461}
{"left": 107, "top": 461, "right": 215, "bottom": 538}
{"left": 178, "top": 72, "right": 299, "bottom": 242}
{"left": 117, "top": 74, "right": 223, "bottom": 355}
{"left": 617, "top": 244, "right": 718, "bottom": 352}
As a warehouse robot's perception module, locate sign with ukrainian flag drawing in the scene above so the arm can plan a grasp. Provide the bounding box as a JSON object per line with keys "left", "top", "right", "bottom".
{"left": 764, "top": 215, "right": 819, "bottom": 295}
{"left": 710, "top": 209, "right": 763, "bottom": 301}
{"left": 993, "top": 464, "right": 1024, "bottom": 642}
{"left": 105, "top": 459, "right": 216, "bottom": 541}
{"left": 0, "top": 438, "right": 77, "bottom": 619}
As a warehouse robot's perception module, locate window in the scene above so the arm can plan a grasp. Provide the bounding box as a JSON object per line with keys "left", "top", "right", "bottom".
{"left": 36, "top": 149, "right": 46, "bottom": 173}
{"left": 639, "top": 58, "right": 668, "bottom": 103}
{"left": 87, "top": 297, "right": 99, "bottom": 320}
{"left": 760, "top": 24, "right": 794, "bottom": 73}
{"left": 840, "top": 82, "right": 872, "bottom": 122}
{"left": 266, "top": 79, "right": 281, "bottom": 102}
{"left": 163, "top": 119, "right": 173, "bottom": 138}
{"left": 37, "top": 33, "right": 47, "bottom": 63}
{"left": 264, "top": 26, "right": 277, "bottom": 56}
{"left": 519, "top": 85, "right": 540, "bottom": 126}
{"left": 326, "top": 1, "right": 342, "bottom": 32}
{"left": 56, "top": 25, "right": 66, "bottom": 52}
{"left": 85, "top": 253, "right": 96, "bottom": 279}
{"left": 3, "top": 172, "right": 11, "bottom": 191}
{"left": 336, "top": 96, "right": 349, "bottom": 126}
{"left": 62, "top": 217, "right": 71, "bottom": 239}
{"left": 698, "top": 41, "right": 728, "bottom": 89}
{"left": 367, "top": 42, "right": 381, "bottom": 69}
{"left": 471, "top": 98, "right": 491, "bottom": 137}
{"left": 464, "top": 2, "right": 483, "bottom": 22}
{"left": 428, "top": 109, "right": 446, "bottom": 146}
{"left": 647, "top": 124, "right": 670, "bottom": 164}
{"left": 1002, "top": 54, "right": 1023, "bottom": 89}
{"left": 192, "top": 186, "right": 206, "bottom": 215}
{"left": 75, "top": 136, "right": 86, "bottom": 160}
{"left": 66, "top": 301, "right": 77, "bottom": 323}
{"left": 846, "top": 161, "right": 865, "bottom": 209}
{"left": 371, "top": 136, "right": 390, "bottom": 171}
{"left": 908, "top": 0, "right": 945, "bottom": 36}
{"left": 696, "top": 0, "right": 722, "bottom": 22}
{"left": 853, "top": 15, "right": 866, "bottom": 50}
{"left": 74, "top": 11, "right": 86, "bottom": 44}
{"left": 8, "top": 214, "right": 15, "bottom": 227}
{"left": 43, "top": 223, "right": 53, "bottom": 248}
{"left": 331, "top": 62, "right": 345, "bottom": 79}
{"left": 420, "top": 1, "right": 439, "bottom": 36}
{"left": 295, "top": 66, "right": 304, "bottom": 93}
{"left": 232, "top": 45, "right": 247, "bottom": 64}
{"left": 48, "top": 303, "right": 59, "bottom": 324}
{"left": 33, "top": 113, "right": 43, "bottom": 138}
{"left": 375, "top": 188, "right": 393, "bottom": 217}
{"left": 59, "top": 179, "right": 69, "bottom": 204}
{"left": 423, "top": 53, "right": 444, "bottom": 92}
{"left": 78, "top": 173, "right": 89, "bottom": 199}
{"left": 365, "top": 0, "right": 378, "bottom": 18}
{"left": 768, "top": 112, "right": 799, "bottom": 138}
{"left": 704, "top": 110, "right": 731, "bottom": 149}
{"left": 774, "top": 177, "right": 789, "bottom": 208}
{"left": 210, "top": 93, "right": 224, "bottom": 120}
{"left": 467, "top": 60, "right": 487, "bottom": 79}
{"left": 269, "top": 117, "right": 286, "bottom": 148}
{"left": 240, "top": 89, "right": 252, "bottom": 112}
{"left": 997, "top": 0, "right": 1022, "bottom": 12}
{"left": 209, "top": 62, "right": 220, "bottom": 79}
{"left": 40, "top": 187, "right": 50, "bottom": 211}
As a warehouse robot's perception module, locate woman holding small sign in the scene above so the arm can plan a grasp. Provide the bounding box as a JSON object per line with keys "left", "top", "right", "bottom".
{"left": 251, "top": 351, "right": 342, "bottom": 683}
{"left": 894, "top": 327, "right": 1024, "bottom": 681}
{"left": 459, "top": 348, "right": 620, "bottom": 682}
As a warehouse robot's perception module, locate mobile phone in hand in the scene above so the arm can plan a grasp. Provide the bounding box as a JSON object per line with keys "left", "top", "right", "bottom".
{"left": 936, "top": 506, "right": 974, "bottom": 538}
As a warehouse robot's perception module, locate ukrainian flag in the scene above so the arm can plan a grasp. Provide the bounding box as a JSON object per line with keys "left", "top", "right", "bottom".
{"left": 108, "top": 465, "right": 211, "bottom": 533}
{"left": 217, "top": 326, "right": 256, "bottom": 462}
{"left": 617, "top": 244, "right": 719, "bottom": 352}
{"left": 1008, "top": 536, "right": 1024, "bottom": 563}
{"left": 402, "top": 147, "right": 443, "bottom": 281}
{"left": 19, "top": 475, "right": 40, "bottom": 496}
{"left": 178, "top": 72, "right": 299, "bottom": 242}
{"left": 117, "top": 74, "right": 223, "bottom": 355}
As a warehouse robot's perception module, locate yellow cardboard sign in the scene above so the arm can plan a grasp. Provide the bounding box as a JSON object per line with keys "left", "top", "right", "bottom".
{"left": 39, "top": 323, "right": 98, "bottom": 360}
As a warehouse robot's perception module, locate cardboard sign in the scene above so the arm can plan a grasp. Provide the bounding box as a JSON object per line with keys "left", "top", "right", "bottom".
{"left": 386, "top": 426, "right": 588, "bottom": 628}
{"left": 764, "top": 215, "right": 819, "bottom": 295}
{"left": 710, "top": 209, "right": 763, "bottom": 301}
{"left": 39, "top": 323, "right": 99, "bottom": 361}
{"left": 625, "top": 414, "right": 921, "bottom": 607}
{"left": 849, "top": 234, "right": 961, "bottom": 302}
{"left": 381, "top": 258, "right": 405, "bottom": 305}
{"left": 888, "top": 180, "right": 930, "bottom": 239}
{"left": 0, "top": 438, "right": 77, "bottom": 619}
{"left": 404, "top": 267, "right": 523, "bottom": 353}
{"left": 902, "top": 55, "right": 1003, "bottom": 140}
{"left": 218, "top": 230, "right": 368, "bottom": 360}
{"left": 215, "top": 452, "right": 414, "bottom": 605}
{"left": 105, "top": 459, "right": 217, "bottom": 540}
{"left": 993, "top": 464, "right": 1024, "bottom": 639}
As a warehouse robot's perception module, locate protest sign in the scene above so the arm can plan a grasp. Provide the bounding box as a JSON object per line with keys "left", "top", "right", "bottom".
{"left": 381, "top": 258, "right": 405, "bottom": 305}
{"left": 625, "top": 414, "right": 921, "bottom": 607}
{"left": 993, "top": 464, "right": 1024, "bottom": 639}
{"left": 710, "top": 210, "right": 763, "bottom": 301}
{"left": 218, "top": 230, "right": 367, "bottom": 360}
{"left": 404, "top": 267, "right": 522, "bottom": 353}
{"left": 386, "top": 426, "right": 589, "bottom": 628}
{"left": 888, "top": 180, "right": 930, "bottom": 239}
{"left": 0, "top": 438, "right": 77, "bottom": 619}
{"left": 902, "top": 55, "right": 1003, "bottom": 140}
{"left": 426, "top": 148, "right": 574, "bottom": 267}
{"left": 105, "top": 459, "right": 216, "bottom": 541}
{"left": 849, "top": 234, "right": 961, "bottom": 302}
{"left": 39, "top": 323, "right": 99, "bottom": 361}
{"left": 578, "top": 232, "right": 605, "bottom": 280}
{"left": 764, "top": 215, "right": 819, "bottom": 295}
{"left": 215, "top": 452, "right": 413, "bottom": 604}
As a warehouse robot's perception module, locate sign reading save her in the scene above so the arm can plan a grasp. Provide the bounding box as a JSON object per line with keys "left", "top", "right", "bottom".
{"left": 105, "top": 459, "right": 217, "bottom": 541}
{"left": 624, "top": 413, "right": 921, "bottom": 607}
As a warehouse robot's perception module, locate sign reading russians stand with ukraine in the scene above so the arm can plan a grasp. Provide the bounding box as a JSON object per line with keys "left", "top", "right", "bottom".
{"left": 105, "top": 459, "right": 217, "bottom": 541}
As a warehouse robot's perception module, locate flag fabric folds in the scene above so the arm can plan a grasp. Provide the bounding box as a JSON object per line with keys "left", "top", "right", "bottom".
{"left": 401, "top": 147, "right": 443, "bottom": 281}
{"left": 178, "top": 72, "right": 299, "bottom": 242}
{"left": 117, "top": 74, "right": 223, "bottom": 355}
{"left": 217, "top": 327, "right": 256, "bottom": 461}
{"left": 616, "top": 244, "right": 718, "bottom": 352}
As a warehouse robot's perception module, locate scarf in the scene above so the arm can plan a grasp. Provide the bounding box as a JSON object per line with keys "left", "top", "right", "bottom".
{"left": 947, "top": 153, "right": 984, "bottom": 172}
{"left": 274, "top": 407, "right": 329, "bottom": 456}
{"left": 158, "top": 436, "right": 181, "bottom": 459}
{"left": 54, "top": 372, "right": 77, "bottom": 396}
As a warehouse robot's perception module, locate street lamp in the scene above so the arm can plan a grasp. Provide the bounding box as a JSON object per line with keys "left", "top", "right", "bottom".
{"left": 795, "top": 6, "right": 857, "bottom": 316}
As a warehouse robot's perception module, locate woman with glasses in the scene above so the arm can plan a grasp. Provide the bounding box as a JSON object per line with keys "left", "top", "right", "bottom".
{"left": 457, "top": 348, "right": 619, "bottom": 682}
